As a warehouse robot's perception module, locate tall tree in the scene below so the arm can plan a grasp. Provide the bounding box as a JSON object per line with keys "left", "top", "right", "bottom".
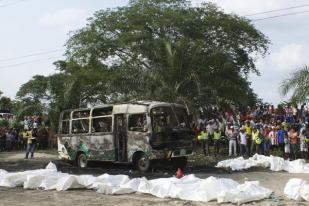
{"left": 17, "top": 0, "right": 270, "bottom": 127}
{"left": 65, "top": 0, "right": 269, "bottom": 109}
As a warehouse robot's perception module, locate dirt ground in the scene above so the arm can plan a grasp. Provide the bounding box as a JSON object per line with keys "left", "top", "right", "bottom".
{"left": 0, "top": 151, "right": 309, "bottom": 206}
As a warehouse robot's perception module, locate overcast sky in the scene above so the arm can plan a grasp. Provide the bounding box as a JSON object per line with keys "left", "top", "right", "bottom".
{"left": 0, "top": 0, "right": 308, "bottom": 105}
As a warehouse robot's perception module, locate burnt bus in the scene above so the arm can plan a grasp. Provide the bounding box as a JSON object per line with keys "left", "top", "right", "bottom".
{"left": 58, "top": 101, "right": 194, "bottom": 171}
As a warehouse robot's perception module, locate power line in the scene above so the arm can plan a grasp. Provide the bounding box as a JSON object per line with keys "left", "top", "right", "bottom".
{"left": 251, "top": 10, "right": 309, "bottom": 21}
{"left": 0, "top": 0, "right": 28, "bottom": 8}
{"left": 0, "top": 56, "right": 64, "bottom": 69}
{"left": 245, "top": 3, "right": 309, "bottom": 17}
{"left": 0, "top": 49, "right": 63, "bottom": 63}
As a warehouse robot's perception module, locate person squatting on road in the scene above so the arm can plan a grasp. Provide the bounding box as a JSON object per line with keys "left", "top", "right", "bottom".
{"left": 23, "top": 128, "right": 37, "bottom": 159}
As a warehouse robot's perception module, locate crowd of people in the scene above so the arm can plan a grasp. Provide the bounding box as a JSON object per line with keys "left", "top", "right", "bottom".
{"left": 1, "top": 103, "right": 309, "bottom": 161}
{"left": 0, "top": 114, "right": 52, "bottom": 157}
{"left": 194, "top": 103, "right": 309, "bottom": 160}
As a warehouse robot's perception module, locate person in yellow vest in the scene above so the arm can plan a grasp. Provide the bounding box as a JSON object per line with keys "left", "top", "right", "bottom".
{"left": 24, "top": 128, "right": 37, "bottom": 159}
{"left": 252, "top": 127, "right": 262, "bottom": 154}
{"left": 198, "top": 127, "right": 209, "bottom": 156}
{"left": 244, "top": 120, "right": 253, "bottom": 156}
{"left": 213, "top": 128, "right": 222, "bottom": 156}
{"left": 281, "top": 120, "right": 289, "bottom": 132}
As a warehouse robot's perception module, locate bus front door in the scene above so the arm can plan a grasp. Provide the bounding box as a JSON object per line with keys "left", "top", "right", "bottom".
{"left": 114, "top": 114, "right": 127, "bottom": 162}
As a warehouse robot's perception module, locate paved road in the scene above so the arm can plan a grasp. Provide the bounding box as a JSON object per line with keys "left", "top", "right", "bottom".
{"left": 0, "top": 151, "right": 308, "bottom": 206}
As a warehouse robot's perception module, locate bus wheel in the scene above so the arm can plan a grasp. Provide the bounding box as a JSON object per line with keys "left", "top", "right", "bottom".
{"left": 171, "top": 156, "right": 187, "bottom": 169}
{"left": 134, "top": 153, "right": 150, "bottom": 172}
{"left": 77, "top": 152, "right": 88, "bottom": 168}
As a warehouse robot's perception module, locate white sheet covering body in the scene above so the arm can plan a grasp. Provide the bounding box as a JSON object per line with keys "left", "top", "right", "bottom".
{"left": 0, "top": 162, "right": 272, "bottom": 204}
{"left": 284, "top": 178, "right": 309, "bottom": 202}
{"left": 216, "top": 154, "right": 309, "bottom": 173}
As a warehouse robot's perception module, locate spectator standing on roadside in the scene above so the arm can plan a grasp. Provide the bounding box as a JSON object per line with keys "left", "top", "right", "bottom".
{"left": 300, "top": 129, "right": 308, "bottom": 159}
{"left": 277, "top": 126, "right": 286, "bottom": 154}
{"left": 227, "top": 126, "right": 237, "bottom": 157}
{"left": 197, "top": 127, "right": 209, "bottom": 156}
{"left": 5, "top": 130, "right": 13, "bottom": 151}
{"left": 238, "top": 127, "right": 247, "bottom": 157}
{"left": 285, "top": 104, "right": 294, "bottom": 124}
{"left": 0, "top": 128, "right": 6, "bottom": 152}
{"left": 24, "top": 128, "right": 36, "bottom": 159}
{"left": 252, "top": 127, "right": 262, "bottom": 154}
{"left": 269, "top": 127, "right": 278, "bottom": 152}
{"left": 284, "top": 132, "right": 290, "bottom": 160}
{"left": 213, "top": 128, "right": 222, "bottom": 156}
{"left": 263, "top": 125, "right": 271, "bottom": 155}
{"left": 289, "top": 128, "right": 298, "bottom": 160}
{"left": 244, "top": 120, "right": 252, "bottom": 156}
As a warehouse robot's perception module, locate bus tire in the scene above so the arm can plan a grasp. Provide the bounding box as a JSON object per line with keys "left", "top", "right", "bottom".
{"left": 77, "top": 152, "right": 88, "bottom": 168}
{"left": 171, "top": 156, "right": 187, "bottom": 170}
{"left": 133, "top": 152, "right": 150, "bottom": 172}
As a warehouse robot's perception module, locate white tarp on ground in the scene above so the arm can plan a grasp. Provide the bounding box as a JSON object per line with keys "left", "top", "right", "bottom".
{"left": 0, "top": 162, "right": 272, "bottom": 204}
{"left": 284, "top": 178, "right": 309, "bottom": 202}
{"left": 216, "top": 154, "right": 309, "bottom": 173}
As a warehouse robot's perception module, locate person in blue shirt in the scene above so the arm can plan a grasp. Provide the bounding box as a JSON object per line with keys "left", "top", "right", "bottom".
{"left": 277, "top": 126, "right": 286, "bottom": 154}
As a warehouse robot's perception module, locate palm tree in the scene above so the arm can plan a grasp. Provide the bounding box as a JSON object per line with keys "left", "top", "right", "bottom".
{"left": 280, "top": 65, "right": 309, "bottom": 103}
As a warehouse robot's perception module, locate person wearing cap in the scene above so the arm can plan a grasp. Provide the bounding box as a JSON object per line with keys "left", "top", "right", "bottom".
{"left": 238, "top": 127, "right": 247, "bottom": 157}
{"left": 227, "top": 126, "right": 237, "bottom": 157}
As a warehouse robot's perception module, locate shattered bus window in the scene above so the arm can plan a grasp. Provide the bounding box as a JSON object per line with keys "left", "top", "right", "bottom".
{"left": 61, "top": 120, "right": 70, "bottom": 134}
{"left": 72, "top": 119, "right": 89, "bottom": 134}
{"left": 92, "top": 117, "right": 112, "bottom": 133}
{"left": 128, "top": 113, "right": 147, "bottom": 132}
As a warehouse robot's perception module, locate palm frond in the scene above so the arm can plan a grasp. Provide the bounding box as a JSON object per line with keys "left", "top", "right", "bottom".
{"left": 280, "top": 65, "right": 309, "bottom": 103}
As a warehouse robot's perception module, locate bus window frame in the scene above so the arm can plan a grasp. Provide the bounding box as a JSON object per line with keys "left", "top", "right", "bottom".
{"left": 128, "top": 113, "right": 148, "bottom": 133}
{"left": 70, "top": 109, "right": 91, "bottom": 134}
{"left": 90, "top": 115, "right": 113, "bottom": 134}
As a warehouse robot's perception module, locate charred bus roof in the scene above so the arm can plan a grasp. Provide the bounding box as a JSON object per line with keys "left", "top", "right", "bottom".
{"left": 60, "top": 101, "right": 186, "bottom": 117}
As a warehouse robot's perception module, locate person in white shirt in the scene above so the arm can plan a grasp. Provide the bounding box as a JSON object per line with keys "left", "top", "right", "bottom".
{"left": 227, "top": 126, "right": 237, "bottom": 157}
{"left": 238, "top": 127, "right": 247, "bottom": 157}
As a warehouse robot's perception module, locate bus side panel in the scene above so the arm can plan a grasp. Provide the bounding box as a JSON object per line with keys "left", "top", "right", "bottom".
{"left": 127, "top": 131, "right": 152, "bottom": 162}
{"left": 88, "top": 134, "right": 115, "bottom": 161}
{"left": 58, "top": 136, "right": 71, "bottom": 160}
{"left": 58, "top": 134, "right": 115, "bottom": 161}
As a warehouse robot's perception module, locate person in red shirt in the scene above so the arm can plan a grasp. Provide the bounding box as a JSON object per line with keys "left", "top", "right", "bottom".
{"left": 288, "top": 128, "right": 298, "bottom": 160}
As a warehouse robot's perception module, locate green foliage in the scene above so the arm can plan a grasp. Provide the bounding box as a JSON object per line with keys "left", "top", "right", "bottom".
{"left": 280, "top": 65, "right": 309, "bottom": 104}
{"left": 0, "top": 96, "right": 13, "bottom": 111}
{"left": 16, "top": 0, "right": 269, "bottom": 127}
{"left": 0, "top": 119, "right": 9, "bottom": 127}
